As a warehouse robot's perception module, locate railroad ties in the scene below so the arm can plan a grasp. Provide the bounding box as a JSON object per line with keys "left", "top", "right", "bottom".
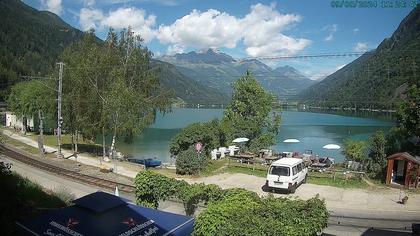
{"left": 0, "top": 145, "right": 135, "bottom": 193}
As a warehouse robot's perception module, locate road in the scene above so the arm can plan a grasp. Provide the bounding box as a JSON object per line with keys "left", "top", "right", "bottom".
{"left": 1, "top": 155, "right": 419, "bottom": 235}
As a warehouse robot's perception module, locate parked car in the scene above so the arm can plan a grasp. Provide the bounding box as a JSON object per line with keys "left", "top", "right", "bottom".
{"left": 265, "top": 158, "right": 308, "bottom": 193}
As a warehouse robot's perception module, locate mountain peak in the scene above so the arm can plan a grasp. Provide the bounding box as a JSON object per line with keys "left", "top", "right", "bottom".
{"left": 166, "top": 48, "right": 235, "bottom": 63}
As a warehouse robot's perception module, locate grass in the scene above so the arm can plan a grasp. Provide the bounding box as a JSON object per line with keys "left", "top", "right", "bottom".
{"left": 225, "top": 166, "right": 267, "bottom": 178}
{"left": 307, "top": 175, "right": 368, "bottom": 188}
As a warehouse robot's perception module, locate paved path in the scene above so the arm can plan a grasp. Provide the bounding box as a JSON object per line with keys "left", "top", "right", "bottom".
{"left": 3, "top": 129, "right": 140, "bottom": 178}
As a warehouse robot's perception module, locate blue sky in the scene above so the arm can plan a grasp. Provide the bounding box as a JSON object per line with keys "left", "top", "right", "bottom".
{"left": 24, "top": 0, "right": 415, "bottom": 79}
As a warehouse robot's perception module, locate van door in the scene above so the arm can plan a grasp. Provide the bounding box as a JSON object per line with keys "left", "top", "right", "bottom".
{"left": 296, "top": 162, "right": 303, "bottom": 183}
{"left": 291, "top": 165, "right": 299, "bottom": 185}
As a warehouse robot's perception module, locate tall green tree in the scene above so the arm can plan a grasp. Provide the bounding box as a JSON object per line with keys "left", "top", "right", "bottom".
{"left": 103, "top": 28, "right": 172, "bottom": 159}
{"left": 60, "top": 28, "right": 172, "bottom": 161}
{"left": 221, "top": 71, "right": 280, "bottom": 152}
{"left": 7, "top": 80, "right": 55, "bottom": 155}
{"left": 367, "top": 131, "right": 387, "bottom": 174}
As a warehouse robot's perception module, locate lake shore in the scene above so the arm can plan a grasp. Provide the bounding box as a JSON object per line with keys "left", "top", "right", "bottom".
{"left": 2, "top": 128, "right": 420, "bottom": 216}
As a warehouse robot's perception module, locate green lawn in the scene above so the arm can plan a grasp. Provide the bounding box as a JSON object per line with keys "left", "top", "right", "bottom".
{"left": 307, "top": 175, "right": 368, "bottom": 188}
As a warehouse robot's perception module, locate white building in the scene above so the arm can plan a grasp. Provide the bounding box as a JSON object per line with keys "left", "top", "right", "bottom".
{"left": 5, "top": 112, "right": 36, "bottom": 131}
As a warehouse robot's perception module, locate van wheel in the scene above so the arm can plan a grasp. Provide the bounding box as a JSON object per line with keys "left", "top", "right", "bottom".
{"left": 303, "top": 174, "right": 308, "bottom": 184}
{"left": 289, "top": 184, "right": 296, "bottom": 194}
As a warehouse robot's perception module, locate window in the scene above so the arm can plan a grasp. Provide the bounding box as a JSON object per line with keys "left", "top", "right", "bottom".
{"left": 292, "top": 166, "right": 298, "bottom": 175}
{"left": 300, "top": 163, "right": 305, "bottom": 170}
{"left": 269, "top": 166, "right": 290, "bottom": 176}
{"left": 297, "top": 163, "right": 302, "bottom": 172}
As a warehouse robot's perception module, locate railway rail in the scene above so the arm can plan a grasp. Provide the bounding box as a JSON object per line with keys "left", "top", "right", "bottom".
{"left": 0, "top": 144, "right": 135, "bottom": 193}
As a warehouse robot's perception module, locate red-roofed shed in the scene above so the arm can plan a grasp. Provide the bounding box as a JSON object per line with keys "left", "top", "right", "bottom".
{"left": 386, "top": 152, "right": 420, "bottom": 188}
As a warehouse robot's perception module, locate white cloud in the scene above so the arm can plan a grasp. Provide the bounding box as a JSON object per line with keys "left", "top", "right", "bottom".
{"left": 353, "top": 28, "right": 359, "bottom": 34}
{"left": 78, "top": 7, "right": 157, "bottom": 42}
{"left": 41, "top": 0, "right": 63, "bottom": 15}
{"left": 353, "top": 42, "right": 369, "bottom": 52}
{"left": 323, "top": 24, "right": 337, "bottom": 42}
{"left": 157, "top": 3, "right": 310, "bottom": 57}
{"left": 166, "top": 44, "right": 185, "bottom": 55}
{"left": 157, "top": 9, "right": 242, "bottom": 50}
{"left": 79, "top": 8, "right": 103, "bottom": 30}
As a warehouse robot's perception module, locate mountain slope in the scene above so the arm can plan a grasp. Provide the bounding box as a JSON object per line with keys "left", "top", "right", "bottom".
{"left": 300, "top": 6, "right": 420, "bottom": 108}
{"left": 151, "top": 60, "right": 227, "bottom": 104}
{"left": 0, "top": 0, "right": 226, "bottom": 104}
{"left": 0, "top": 0, "right": 84, "bottom": 99}
{"left": 160, "top": 49, "right": 314, "bottom": 99}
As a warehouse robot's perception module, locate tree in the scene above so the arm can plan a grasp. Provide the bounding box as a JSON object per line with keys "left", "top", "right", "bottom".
{"left": 170, "top": 119, "right": 224, "bottom": 156}
{"left": 7, "top": 80, "right": 55, "bottom": 155}
{"left": 342, "top": 139, "right": 366, "bottom": 162}
{"left": 221, "top": 71, "right": 281, "bottom": 152}
{"left": 394, "top": 84, "right": 420, "bottom": 155}
{"left": 367, "top": 131, "right": 387, "bottom": 174}
{"left": 60, "top": 28, "right": 172, "bottom": 161}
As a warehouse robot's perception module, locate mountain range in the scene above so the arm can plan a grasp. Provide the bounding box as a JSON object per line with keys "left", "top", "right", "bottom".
{"left": 160, "top": 49, "right": 315, "bottom": 99}
{"left": 300, "top": 5, "right": 420, "bottom": 108}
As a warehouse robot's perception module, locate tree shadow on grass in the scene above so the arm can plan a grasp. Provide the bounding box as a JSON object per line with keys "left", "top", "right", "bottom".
{"left": 62, "top": 144, "right": 107, "bottom": 156}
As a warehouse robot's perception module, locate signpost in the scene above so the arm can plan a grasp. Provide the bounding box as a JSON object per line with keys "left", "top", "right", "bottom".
{"left": 195, "top": 142, "right": 202, "bottom": 153}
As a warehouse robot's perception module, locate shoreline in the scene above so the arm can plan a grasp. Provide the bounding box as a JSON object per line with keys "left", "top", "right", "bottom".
{"left": 2, "top": 128, "right": 420, "bottom": 215}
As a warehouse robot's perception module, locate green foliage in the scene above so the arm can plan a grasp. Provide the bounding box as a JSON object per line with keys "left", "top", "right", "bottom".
{"left": 0, "top": 0, "right": 84, "bottom": 101}
{"left": 0, "top": 162, "right": 67, "bottom": 235}
{"left": 176, "top": 146, "right": 207, "bottom": 175}
{"left": 134, "top": 171, "right": 178, "bottom": 209}
{"left": 342, "top": 139, "right": 367, "bottom": 162}
{"left": 170, "top": 119, "right": 224, "bottom": 156}
{"left": 134, "top": 171, "right": 224, "bottom": 215}
{"left": 193, "top": 191, "right": 328, "bottom": 236}
{"left": 221, "top": 71, "right": 281, "bottom": 152}
{"left": 7, "top": 80, "right": 55, "bottom": 122}
{"left": 60, "top": 28, "right": 172, "bottom": 157}
{"left": 366, "top": 131, "right": 387, "bottom": 174}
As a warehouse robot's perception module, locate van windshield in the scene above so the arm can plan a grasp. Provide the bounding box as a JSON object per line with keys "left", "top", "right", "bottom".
{"left": 269, "top": 166, "right": 290, "bottom": 176}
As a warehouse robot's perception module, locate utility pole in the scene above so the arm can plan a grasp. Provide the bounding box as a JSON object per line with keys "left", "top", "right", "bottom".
{"left": 57, "top": 62, "right": 64, "bottom": 158}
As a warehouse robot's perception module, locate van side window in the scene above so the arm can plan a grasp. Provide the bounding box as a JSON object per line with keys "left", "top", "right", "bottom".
{"left": 297, "top": 163, "right": 302, "bottom": 172}
{"left": 300, "top": 163, "right": 305, "bottom": 170}
{"left": 292, "top": 166, "right": 298, "bottom": 175}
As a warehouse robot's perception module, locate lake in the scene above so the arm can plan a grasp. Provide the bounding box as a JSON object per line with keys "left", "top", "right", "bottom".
{"left": 114, "top": 108, "right": 395, "bottom": 163}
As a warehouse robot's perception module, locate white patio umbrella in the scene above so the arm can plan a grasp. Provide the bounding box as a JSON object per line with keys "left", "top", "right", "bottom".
{"left": 232, "top": 137, "right": 249, "bottom": 143}
{"left": 283, "top": 139, "right": 300, "bottom": 143}
{"left": 323, "top": 144, "right": 341, "bottom": 150}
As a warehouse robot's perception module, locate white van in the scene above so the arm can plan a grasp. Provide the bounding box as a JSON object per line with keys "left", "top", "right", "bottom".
{"left": 266, "top": 158, "right": 308, "bottom": 193}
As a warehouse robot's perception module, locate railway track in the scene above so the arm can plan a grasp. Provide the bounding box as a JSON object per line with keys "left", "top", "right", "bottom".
{"left": 0, "top": 144, "right": 135, "bottom": 193}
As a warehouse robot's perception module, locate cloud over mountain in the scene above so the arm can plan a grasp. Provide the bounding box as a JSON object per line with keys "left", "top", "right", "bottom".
{"left": 79, "top": 3, "right": 310, "bottom": 56}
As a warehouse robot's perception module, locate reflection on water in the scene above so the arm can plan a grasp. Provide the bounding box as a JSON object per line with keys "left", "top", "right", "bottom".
{"left": 111, "top": 108, "right": 395, "bottom": 163}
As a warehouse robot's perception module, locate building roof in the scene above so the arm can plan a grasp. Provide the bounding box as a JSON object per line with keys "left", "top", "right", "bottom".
{"left": 387, "top": 152, "right": 420, "bottom": 165}
{"left": 272, "top": 158, "right": 302, "bottom": 166}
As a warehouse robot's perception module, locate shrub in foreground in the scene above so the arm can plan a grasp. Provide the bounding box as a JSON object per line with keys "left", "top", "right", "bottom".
{"left": 193, "top": 192, "right": 329, "bottom": 236}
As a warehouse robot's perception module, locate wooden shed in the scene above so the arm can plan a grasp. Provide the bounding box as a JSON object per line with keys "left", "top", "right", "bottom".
{"left": 386, "top": 152, "right": 420, "bottom": 188}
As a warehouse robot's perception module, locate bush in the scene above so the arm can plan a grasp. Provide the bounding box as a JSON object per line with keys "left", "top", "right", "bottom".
{"left": 134, "top": 171, "right": 178, "bottom": 209}
{"left": 176, "top": 146, "right": 207, "bottom": 175}
{"left": 193, "top": 192, "right": 329, "bottom": 236}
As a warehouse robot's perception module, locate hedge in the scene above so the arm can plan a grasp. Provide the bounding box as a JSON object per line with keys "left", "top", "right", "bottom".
{"left": 134, "top": 172, "right": 329, "bottom": 235}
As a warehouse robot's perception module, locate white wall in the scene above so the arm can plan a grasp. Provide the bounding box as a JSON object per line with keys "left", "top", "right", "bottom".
{"left": 5, "top": 112, "right": 35, "bottom": 130}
